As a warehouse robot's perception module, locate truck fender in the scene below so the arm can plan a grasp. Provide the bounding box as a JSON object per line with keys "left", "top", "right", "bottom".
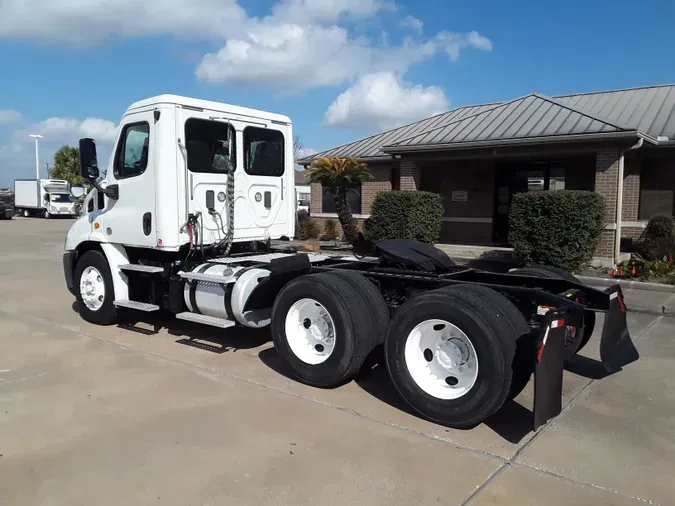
{"left": 100, "top": 243, "right": 130, "bottom": 302}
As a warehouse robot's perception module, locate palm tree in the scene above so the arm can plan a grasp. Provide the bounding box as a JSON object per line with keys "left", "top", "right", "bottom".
{"left": 306, "top": 156, "right": 373, "bottom": 246}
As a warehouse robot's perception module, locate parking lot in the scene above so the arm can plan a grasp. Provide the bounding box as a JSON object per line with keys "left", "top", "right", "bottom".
{"left": 1, "top": 217, "right": 673, "bottom": 505}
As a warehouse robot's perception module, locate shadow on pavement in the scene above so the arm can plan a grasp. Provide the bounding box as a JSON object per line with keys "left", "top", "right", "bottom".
{"left": 564, "top": 354, "right": 612, "bottom": 380}
{"left": 71, "top": 301, "right": 271, "bottom": 354}
{"left": 73, "top": 299, "right": 535, "bottom": 444}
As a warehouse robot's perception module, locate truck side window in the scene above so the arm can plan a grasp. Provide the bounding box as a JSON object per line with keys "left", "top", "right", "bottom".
{"left": 244, "top": 127, "right": 285, "bottom": 177}
{"left": 114, "top": 122, "right": 150, "bottom": 179}
{"left": 185, "top": 118, "right": 235, "bottom": 174}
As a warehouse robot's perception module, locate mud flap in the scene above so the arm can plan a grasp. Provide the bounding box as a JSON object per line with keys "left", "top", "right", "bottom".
{"left": 600, "top": 285, "right": 639, "bottom": 374}
{"left": 533, "top": 311, "right": 568, "bottom": 431}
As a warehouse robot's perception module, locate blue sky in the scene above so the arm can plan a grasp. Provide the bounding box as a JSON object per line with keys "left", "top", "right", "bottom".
{"left": 1, "top": 0, "right": 674, "bottom": 187}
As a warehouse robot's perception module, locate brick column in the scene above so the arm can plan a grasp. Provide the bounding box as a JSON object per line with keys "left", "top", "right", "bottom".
{"left": 622, "top": 157, "right": 641, "bottom": 221}
{"left": 361, "top": 166, "right": 392, "bottom": 214}
{"left": 310, "top": 182, "right": 322, "bottom": 213}
{"left": 594, "top": 150, "right": 620, "bottom": 260}
{"left": 400, "top": 160, "right": 421, "bottom": 191}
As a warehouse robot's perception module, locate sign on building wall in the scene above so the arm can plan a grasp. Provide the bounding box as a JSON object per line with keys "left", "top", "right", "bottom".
{"left": 452, "top": 191, "right": 468, "bottom": 202}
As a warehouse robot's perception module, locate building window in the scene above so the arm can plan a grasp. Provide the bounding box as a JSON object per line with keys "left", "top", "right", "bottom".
{"left": 185, "top": 118, "right": 235, "bottom": 174}
{"left": 639, "top": 159, "right": 675, "bottom": 219}
{"left": 114, "top": 122, "right": 150, "bottom": 179}
{"left": 297, "top": 192, "right": 310, "bottom": 201}
{"left": 244, "top": 127, "right": 285, "bottom": 176}
{"left": 322, "top": 184, "right": 362, "bottom": 214}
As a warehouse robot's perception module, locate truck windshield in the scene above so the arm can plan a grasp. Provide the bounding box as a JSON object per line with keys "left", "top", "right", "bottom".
{"left": 50, "top": 194, "right": 72, "bottom": 203}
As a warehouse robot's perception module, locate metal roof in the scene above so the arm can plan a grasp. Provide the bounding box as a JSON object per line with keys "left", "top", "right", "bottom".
{"left": 384, "top": 93, "right": 645, "bottom": 152}
{"left": 555, "top": 85, "right": 675, "bottom": 140}
{"left": 297, "top": 84, "right": 675, "bottom": 164}
{"left": 298, "top": 103, "right": 499, "bottom": 162}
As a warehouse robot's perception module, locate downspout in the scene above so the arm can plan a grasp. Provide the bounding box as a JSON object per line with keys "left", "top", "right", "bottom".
{"left": 614, "top": 137, "right": 644, "bottom": 264}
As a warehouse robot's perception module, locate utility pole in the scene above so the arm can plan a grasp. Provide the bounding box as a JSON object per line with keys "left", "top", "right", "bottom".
{"left": 29, "top": 134, "right": 43, "bottom": 180}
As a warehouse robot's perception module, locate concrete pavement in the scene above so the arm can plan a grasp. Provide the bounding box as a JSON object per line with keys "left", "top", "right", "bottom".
{"left": 1, "top": 217, "right": 674, "bottom": 505}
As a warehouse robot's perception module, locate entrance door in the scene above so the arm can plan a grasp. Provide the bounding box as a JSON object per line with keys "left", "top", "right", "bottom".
{"left": 492, "top": 162, "right": 558, "bottom": 244}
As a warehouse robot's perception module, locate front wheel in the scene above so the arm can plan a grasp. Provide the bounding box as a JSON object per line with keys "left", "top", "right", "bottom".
{"left": 74, "top": 250, "right": 119, "bottom": 325}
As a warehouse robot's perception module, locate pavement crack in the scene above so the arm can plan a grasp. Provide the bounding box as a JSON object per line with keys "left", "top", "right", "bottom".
{"left": 510, "top": 462, "right": 659, "bottom": 505}
{"left": 459, "top": 463, "right": 508, "bottom": 506}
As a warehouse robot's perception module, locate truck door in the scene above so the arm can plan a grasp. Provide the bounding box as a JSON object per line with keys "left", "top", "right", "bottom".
{"left": 237, "top": 125, "right": 289, "bottom": 239}
{"left": 180, "top": 110, "right": 290, "bottom": 244}
{"left": 97, "top": 111, "right": 157, "bottom": 247}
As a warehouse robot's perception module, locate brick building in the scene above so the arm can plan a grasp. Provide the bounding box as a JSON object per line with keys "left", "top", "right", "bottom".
{"left": 298, "top": 85, "right": 675, "bottom": 266}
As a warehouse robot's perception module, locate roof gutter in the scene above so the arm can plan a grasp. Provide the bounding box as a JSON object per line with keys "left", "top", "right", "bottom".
{"left": 297, "top": 155, "right": 393, "bottom": 166}
{"left": 382, "top": 131, "right": 652, "bottom": 154}
{"left": 614, "top": 137, "right": 645, "bottom": 265}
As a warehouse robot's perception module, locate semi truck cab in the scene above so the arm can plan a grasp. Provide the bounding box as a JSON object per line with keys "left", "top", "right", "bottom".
{"left": 66, "top": 94, "right": 295, "bottom": 254}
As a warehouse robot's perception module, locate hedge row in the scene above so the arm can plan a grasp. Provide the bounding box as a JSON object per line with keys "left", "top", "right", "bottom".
{"left": 364, "top": 190, "right": 443, "bottom": 244}
{"left": 508, "top": 190, "right": 606, "bottom": 272}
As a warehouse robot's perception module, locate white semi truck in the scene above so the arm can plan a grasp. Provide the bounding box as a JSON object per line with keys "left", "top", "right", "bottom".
{"left": 14, "top": 179, "right": 78, "bottom": 218}
{"left": 63, "top": 94, "right": 637, "bottom": 431}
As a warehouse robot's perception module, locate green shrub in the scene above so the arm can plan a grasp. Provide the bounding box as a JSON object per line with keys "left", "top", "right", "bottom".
{"left": 297, "top": 219, "right": 319, "bottom": 240}
{"left": 364, "top": 191, "right": 443, "bottom": 244}
{"left": 638, "top": 214, "right": 675, "bottom": 261}
{"left": 296, "top": 211, "right": 319, "bottom": 240}
{"left": 508, "top": 190, "right": 606, "bottom": 272}
{"left": 322, "top": 219, "right": 339, "bottom": 241}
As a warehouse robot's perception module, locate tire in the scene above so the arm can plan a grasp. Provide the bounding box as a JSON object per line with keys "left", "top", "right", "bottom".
{"left": 319, "top": 270, "right": 391, "bottom": 376}
{"left": 510, "top": 266, "right": 596, "bottom": 358}
{"left": 23, "top": 209, "right": 29, "bottom": 217}
{"left": 74, "top": 250, "right": 119, "bottom": 325}
{"left": 435, "top": 284, "right": 533, "bottom": 401}
{"left": 384, "top": 291, "right": 515, "bottom": 429}
{"left": 271, "top": 273, "right": 378, "bottom": 388}
{"left": 44, "top": 210, "right": 50, "bottom": 219}
{"left": 322, "top": 270, "right": 390, "bottom": 341}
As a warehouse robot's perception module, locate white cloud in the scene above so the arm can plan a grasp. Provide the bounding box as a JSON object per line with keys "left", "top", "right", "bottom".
{"left": 323, "top": 72, "right": 449, "bottom": 131}
{"left": 0, "top": 0, "right": 247, "bottom": 45}
{"left": 0, "top": 109, "right": 22, "bottom": 125}
{"left": 13, "top": 117, "right": 118, "bottom": 145}
{"left": 271, "top": 0, "right": 396, "bottom": 24}
{"left": 296, "top": 147, "right": 318, "bottom": 159}
{"left": 196, "top": 23, "right": 369, "bottom": 89}
{"left": 0, "top": 114, "right": 118, "bottom": 187}
{"left": 437, "top": 30, "right": 493, "bottom": 61}
{"left": 399, "top": 15, "right": 423, "bottom": 34}
{"left": 197, "top": 24, "right": 491, "bottom": 90}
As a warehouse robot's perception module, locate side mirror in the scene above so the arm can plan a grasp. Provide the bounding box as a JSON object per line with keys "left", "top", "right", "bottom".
{"left": 79, "top": 138, "right": 99, "bottom": 180}
{"left": 70, "top": 184, "right": 86, "bottom": 198}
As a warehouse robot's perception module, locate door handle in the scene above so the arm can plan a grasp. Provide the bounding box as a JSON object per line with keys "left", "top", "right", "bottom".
{"left": 264, "top": 191, "right": 271, "bottom": 209}
{"left": 143, "top": 212, "right": 152, "bottom": 236}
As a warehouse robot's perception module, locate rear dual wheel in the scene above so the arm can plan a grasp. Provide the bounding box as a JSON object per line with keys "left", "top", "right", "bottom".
{"left": 271, "top": 271, "right": 389, "bottom": 388}
{"left": 384, "top": 287, "right": 521, "bottom": 429}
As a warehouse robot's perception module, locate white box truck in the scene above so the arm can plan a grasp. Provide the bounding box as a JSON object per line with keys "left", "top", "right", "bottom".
{"left": 61, "top": 94, "right": 636, "bottom": 431}
{"left": 14, "top": 179, "right": 78, "bottom": 218}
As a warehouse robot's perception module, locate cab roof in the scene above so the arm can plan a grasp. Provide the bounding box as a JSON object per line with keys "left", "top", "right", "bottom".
{"left": 126, "top": 94, "right": 291, "bottom": 124}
